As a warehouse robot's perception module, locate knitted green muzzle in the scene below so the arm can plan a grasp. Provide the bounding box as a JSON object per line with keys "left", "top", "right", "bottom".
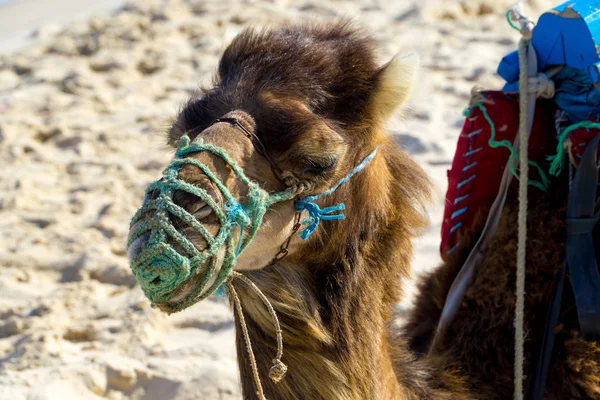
{"left": 127, "top": 135, "right": 294, "bottom": 311}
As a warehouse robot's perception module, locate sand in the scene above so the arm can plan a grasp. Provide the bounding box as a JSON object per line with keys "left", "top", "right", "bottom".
{"left": 0, "top": 0, "right": 555, "bottom": 398}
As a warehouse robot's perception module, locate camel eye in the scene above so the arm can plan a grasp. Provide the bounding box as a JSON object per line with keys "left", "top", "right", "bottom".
{"left": 302, "top": 157, "right": 337, "bottom": 175}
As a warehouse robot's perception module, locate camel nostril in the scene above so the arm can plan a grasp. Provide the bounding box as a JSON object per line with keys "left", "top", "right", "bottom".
{"left": 127, "top": 232, "right": 151, "bottom": 261}
{"left": 150, "top": 276, "right": 162, "bottom": 285}
{"left": 193, "top": 202, "right": 213, "bottom": 220}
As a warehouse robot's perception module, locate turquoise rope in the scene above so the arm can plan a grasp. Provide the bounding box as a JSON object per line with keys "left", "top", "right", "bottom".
{"left": 177, "top": 140, "right": 253, "bottom": 186}
{"left": 128, "top": 135, "right": 294, "bottom": 309}
{"left": 547, "top": 121, "right": 600, "bottom": 176}
{"left": 506, "top": 9, "right": 519, "bottom": 31}
{"left": 295, "top": 149, "right": 378, "bottom": 239}
{"left": 475, "top": 103, "right": 550, "bottom": 191}
{"left": 170, "top": 158, "right": 235, "bottom": 203}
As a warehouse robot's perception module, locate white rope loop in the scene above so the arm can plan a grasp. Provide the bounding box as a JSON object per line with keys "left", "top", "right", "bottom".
{"left": 230, "top": 271, "right": 288, "bottom": 382}
{"left": 528, "top": 73, "right": 555, "bottom": 98}
{"left": 511, "top": 3, "right": 536, "bottom": 399}
{"left": 227, "top": 280, "right": 266, "bottom": 400}
{"left": 515, "top": 35, "right": 529, "bottom": 400}
{"left": 226, "top": 271, "right": 288, "bottom": 400}
{"left": 509, "top": 2, "right": 535, "bottom": 40}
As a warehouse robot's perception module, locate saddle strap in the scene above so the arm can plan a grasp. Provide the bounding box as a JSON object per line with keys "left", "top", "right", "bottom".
{"left": 530, "top": 133, "right": 600, "bottom": 400}
{"left": 529, "top": 260, "right": 566, "bottom": 400}
{"left": 566, "top": 133, "right": 600, "bottom": 337}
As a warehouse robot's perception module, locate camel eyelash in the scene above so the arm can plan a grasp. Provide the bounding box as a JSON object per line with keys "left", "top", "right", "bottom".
{"left": 302, "top": 157, "right": 338, "bottom": 174}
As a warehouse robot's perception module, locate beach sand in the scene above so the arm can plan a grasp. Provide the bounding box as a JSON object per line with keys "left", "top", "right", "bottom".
{"left": 0, "top": 0, "right": 554, "bottom": 398}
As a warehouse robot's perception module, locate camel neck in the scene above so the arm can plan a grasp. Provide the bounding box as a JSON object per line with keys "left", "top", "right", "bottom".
{"left": 229, "top": 141, "right": 436, "bottom": 399}
{"left": 232, "top": 257, "right": 406, "bottom": 400}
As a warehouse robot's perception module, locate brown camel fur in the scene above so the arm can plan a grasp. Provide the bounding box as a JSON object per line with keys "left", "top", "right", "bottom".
{"left": 404, "top": 117, "right": 600, "bottom": 397}
{"left": 133, "top": 22, "right": 479, "bottom": 399}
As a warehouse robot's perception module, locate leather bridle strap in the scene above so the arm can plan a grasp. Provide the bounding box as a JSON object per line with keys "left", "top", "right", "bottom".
{"left": 565, "top": 133, "right": 600, "bottom": 337}
{"left": 210, "top": 116, "right": 300, "bottom": 266}
{"left": 529, "top": 133, "right": 600, "bottom": 399}
{"left": 528, "top": 260, "right": 566, "bottom": 400}
{"left": 211, "top": 117, "right": 285, "bottom": 184}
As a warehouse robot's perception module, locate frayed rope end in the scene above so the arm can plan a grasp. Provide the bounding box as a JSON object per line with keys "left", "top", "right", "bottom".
{"left": 295, "top": 201, "right": 346, "bottom": 240}
{"left": 269, "top": 359, "right": 288, "bottom": 383}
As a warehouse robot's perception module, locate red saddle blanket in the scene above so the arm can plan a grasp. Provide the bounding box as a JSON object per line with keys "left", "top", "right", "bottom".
{"left": 562, "top": 115, "right": 600, "bottom": 168}
{"left": 440, "top": 91, "right": 558, "bottom": 260}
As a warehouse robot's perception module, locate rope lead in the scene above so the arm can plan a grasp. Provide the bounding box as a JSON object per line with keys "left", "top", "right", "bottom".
{"left": 510, "top": 2, "right": 535, "bottom": 398}
{"left": 227, "top": 271, "right": 288, "bottom": 400}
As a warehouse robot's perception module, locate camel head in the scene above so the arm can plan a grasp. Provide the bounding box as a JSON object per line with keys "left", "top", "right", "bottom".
{"left": 127, "top": 22, "right": 421, "bottom": 313}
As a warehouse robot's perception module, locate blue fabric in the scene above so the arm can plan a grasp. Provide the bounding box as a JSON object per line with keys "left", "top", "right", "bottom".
{"left": 498, "top": 0, "right": 600, "bottom": 122}
{"left": 504, "top": 67, "right": 600, "bottom": 123}
{"left": 553, "top": 67, "right": 600, "bottom": 123}
{"left": 500, "top": 0, "right": 600, "bottom": 87}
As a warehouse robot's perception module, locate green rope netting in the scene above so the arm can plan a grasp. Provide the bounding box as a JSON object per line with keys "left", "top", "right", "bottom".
{"left": 466, "top": 103, "right": 550, "bottom": 191}
{"left": 547, "top": 120, "right": 600, "bottom": 176}
{"left": 127, "top": 135, "right": 294, "bottom": 311}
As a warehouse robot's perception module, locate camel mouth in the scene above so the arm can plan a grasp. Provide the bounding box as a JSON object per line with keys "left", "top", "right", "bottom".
{"left": 127, "top": 231, "right": 151, "bottom": 263}
{"left": 127, "top": 218, "right": 227, "bottom": 310}
{"left": 155, "top": 245, "right": 226, "bottom": 312}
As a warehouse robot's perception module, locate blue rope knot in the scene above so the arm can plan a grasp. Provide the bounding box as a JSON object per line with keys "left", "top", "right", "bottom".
{"left": 224, "top": 200, "right": 251, "bottom": 256}
{"left": 293, "top": 148, "right": 378, "bottom": 240}
{"left": 224, "top": 200, "right": 250, "bottom": 227}
{"left": 294, "top": 200, "right": 346, "bottom": 240}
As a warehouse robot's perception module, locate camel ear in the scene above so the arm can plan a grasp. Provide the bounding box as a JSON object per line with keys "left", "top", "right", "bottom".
{"left": 372, "top": 53, "right": 419, "bottom": 120}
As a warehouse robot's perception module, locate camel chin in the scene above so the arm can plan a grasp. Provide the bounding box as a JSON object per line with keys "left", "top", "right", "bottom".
{"left": 158, "top": 215, "right": 292, "bottom": 310}
{"left": 234, "top": 253, "right": 273, "bottom": 271}
{"left": 160, "top": 245, "right": 227, "bottom": 309}
{"left": 234, "top": 214, "right": 302, "bottom": 271}
{"left": 127, "top": 228, "right": 227, "bottom": 309}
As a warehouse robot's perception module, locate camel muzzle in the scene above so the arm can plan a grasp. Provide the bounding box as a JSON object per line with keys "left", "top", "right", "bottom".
{"left": 127, "top": 130, "right": 295, "bottom": 313}
{"left": 127, "top": 115, "right": 378, "bottom": 313}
